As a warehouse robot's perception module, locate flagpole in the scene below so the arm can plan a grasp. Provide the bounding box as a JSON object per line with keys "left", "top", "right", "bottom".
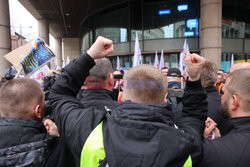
{"left": 15, "top": 68, "right": 23, "bottom": 78}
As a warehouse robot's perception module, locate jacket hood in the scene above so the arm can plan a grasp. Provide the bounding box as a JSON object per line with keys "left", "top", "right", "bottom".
{"left": 103, "top": 101, "right": 193, "bottom": 167}
{"left": 110, "top": 100, "right": 174, "bottom": 125}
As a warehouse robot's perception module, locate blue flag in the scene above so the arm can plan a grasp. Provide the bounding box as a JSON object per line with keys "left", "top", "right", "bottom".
{"left": 20, "top": 38, "right": 55, "bottom": 75}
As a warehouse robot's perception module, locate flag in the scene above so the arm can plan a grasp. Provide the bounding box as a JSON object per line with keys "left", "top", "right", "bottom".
{"left": 55, "top": 65, "right": 61, "bottom": 70}
{"left": 62, "top": 59, "right": 65, "bottom": 68}
{"left": 133, "top": 32, "right": 142, "bottom": 67}
{"left": 179, "top": 39, "right": 189, "bottom": 74}
{"left": 20, "top": 38, "right": 55, "bottom": 76}
{"left": 116, "top": 56, "right": 121, "bottom": 70}
{"left": 66, "top": 56, "right": 70, "bottom": 65}
{"left": 231, "top": 54, "right": 234, "bottom": 67}
{"left": 159, "top": 49, "right": 165, "bottom": 69}
{"left": 30, "top": 65, "right": 50, "bottom": 85}
{"left": 154, "top": 51, "right": 159, "bottom": 69}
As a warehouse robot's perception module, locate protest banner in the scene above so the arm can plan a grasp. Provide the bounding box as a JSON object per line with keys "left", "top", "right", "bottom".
{"left": 4, "top": 38, "right": 55, "bottom": 77}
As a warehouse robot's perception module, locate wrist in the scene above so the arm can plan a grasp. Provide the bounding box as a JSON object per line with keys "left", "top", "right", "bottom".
{"left": 186, "top": 77, "right": 202, "bottom": 89}
{"left": 87, "top": 50, "right": 95, "bottom": 59}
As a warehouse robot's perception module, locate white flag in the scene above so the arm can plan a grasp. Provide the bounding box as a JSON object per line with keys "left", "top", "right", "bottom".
{"left": 179, "top": 39, "right": 189, "bottom": 74}
{"left": 66, "top": 56, "right": 70, "bottom": 65}
{"left": 231, "top": 54, "right": 234, "bottom": 67}
{"left": 62, "top": 59, "right": 65, "bottom": 68}
{"left": 133, "top": 32, "right": 142, "bottom": 67}
{"left": 116, "top": 56, "right": 121, "bottom": 70}
{"left": 154, "top": 51, "right": 159, "bottom": 69}
{"left": 30, "top": 65, "right": 50, "bottom": 85}
{"left": 159, "top": 49, "right": 165, "bottom": 69}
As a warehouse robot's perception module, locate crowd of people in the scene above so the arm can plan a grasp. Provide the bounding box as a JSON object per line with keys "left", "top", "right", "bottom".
{"left": 0, "top": 36, "right": 250, "bottom": 167}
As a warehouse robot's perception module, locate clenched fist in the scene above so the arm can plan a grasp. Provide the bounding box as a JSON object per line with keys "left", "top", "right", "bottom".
{"left": 185, "top": 53, "right": 205, "bottom": 81}
{"left": 87, "top": 36, "right": 114, "bottom": 60}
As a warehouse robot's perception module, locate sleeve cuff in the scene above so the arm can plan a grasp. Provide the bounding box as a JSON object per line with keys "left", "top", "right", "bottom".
{"left": 185, "top": 77, "right": 203, "bottom": 90}
{"left": 77, "top": 52, "right": 95, "bottom": 69}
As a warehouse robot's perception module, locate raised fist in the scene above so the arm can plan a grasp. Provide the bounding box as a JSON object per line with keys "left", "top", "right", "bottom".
{"left": 87, "top": 36, "right": 114, "bottom": 60}
{"left": 185, "top": 53, "right": 205, "bottom": 81}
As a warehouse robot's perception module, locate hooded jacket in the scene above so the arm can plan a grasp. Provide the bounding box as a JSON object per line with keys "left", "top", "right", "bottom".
{"left": 101, "top": 101, "right": 193, "bottom": 167}
{"left": 0, "top": 117, "right": 56, "bottom": 167}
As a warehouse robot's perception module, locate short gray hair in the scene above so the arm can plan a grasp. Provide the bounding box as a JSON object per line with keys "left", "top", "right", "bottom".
{"left": 200, "top": 60, "right": 217, "bottom": 87}
{"left": 89, "top": 58, "right": 113, "bottom": 81}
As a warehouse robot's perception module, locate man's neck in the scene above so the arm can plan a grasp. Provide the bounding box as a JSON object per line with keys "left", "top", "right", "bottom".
{"left": 231, "top": 109, "right": 250, "bottom": 118}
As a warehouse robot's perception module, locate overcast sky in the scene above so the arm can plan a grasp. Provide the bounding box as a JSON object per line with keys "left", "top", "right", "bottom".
{"left": 9, "top": 0, "right": 55, "bottom": 50}
{"left": 9, "top": 0, "right": 38, "bottom": 40}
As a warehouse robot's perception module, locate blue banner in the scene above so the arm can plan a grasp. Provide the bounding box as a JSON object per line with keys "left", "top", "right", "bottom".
{"left": 20, "top": 38, "right": 55, "bottom": 75}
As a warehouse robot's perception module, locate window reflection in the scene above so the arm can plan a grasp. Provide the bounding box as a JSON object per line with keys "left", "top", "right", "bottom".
{"left": 221, "top": 53, "right": 245, "bottom": 72}
{"left": 108, "top": 56, "right": 133, "bottom": 69}
{"left": 222, "top": 19, "right": 246, "bottom": 38}
{"left": 81, "top": 32, "right": 90, "bottom": 52}
{"left": 96, "top": 28, "right": 128, "bottom": 43}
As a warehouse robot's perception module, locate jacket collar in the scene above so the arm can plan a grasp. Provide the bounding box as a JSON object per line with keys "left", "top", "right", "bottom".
{"left": 0, "top": 117, "right": 46, "bottom": 132}
{"left": 230, "top": 116, "right": 250, "bottom": 131}
{"left": 111, "top": 101, "right": 174, "bottom": 126}
{"left": 205, "top": 86, "right": 218, "bottom": 93}
{"left": 80, "top": 89, "right": 115, "bottom": 100}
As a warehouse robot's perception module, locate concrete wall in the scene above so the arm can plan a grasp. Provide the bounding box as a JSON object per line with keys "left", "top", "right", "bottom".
{"left": 222, "top": 38, "right": 244, "bottom": 53}
{"left": 244, "top": 40, "right": 250, "bottom": 53}
{"left": 63, "top": 38, "right": 80, "bottom": 63}
{"left": 113, "top": 42, "right": 130, "bottom": 54}
{"left": 113, "top": 38, "right": 199, "bottom": 55}
{"left": 143, "top": 38, "right": 199, "bottom": 52}
{"left": 0, "top": 0, "right": 11, "bottom": 77}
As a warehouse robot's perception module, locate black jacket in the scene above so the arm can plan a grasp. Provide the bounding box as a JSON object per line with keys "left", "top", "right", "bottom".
{"left": 197, "top": 117, "right": 250, "bottom": 167}
{"left": 174, "top": 86, "right": 233, "bottom": 135}
{"left": 49, "top": 53, "right": 207, "bottom": 166}
{"left": 0, "top": 117, "right": 56, "bottom": 167}
{"left": 205, "top": 86, "right": 232, "bottom": 135}
{"left": 102, "top": 101, "right": 193, "bottom": 167}
{"left": 77, "top": 89, "right": 119, "bottom": 111}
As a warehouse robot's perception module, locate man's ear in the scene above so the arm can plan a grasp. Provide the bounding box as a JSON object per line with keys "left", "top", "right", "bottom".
{"left": 107, "top": 73, "right": 114, "bottom": 87}
{"left": 231, "top": 95, "right": 240, "bottom": 112}
{"left": 34, "top": 104, "right": 43, "bottom": 121}
{"left": 163, "top": 92, "right": 168, "bottom": 103}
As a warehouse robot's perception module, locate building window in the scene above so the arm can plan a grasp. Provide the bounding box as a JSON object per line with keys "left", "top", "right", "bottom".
{"left": 223, "top": 0, "right": 250, "bottom": 39}
{"left": 221, "top": 52, "right": 246, "bottom": 72}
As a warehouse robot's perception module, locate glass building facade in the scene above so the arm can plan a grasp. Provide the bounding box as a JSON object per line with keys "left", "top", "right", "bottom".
{"left": 221, "top": 0, "right": 250, "bottom": 72}
{"left": 80, "top": 0, "right": 250, "bottom": 72}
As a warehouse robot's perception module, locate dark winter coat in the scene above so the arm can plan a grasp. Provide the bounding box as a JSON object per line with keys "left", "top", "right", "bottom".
{"left": 197, "top": 117, "right": 250, "bottom": 167}
{"left": 0, "top": 117, "right": 56, "bottom": 167}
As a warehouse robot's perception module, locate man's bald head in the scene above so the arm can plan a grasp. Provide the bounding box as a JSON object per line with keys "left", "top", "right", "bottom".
{"left": 229, "top": 62, "right": 250, "bottom": 73}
